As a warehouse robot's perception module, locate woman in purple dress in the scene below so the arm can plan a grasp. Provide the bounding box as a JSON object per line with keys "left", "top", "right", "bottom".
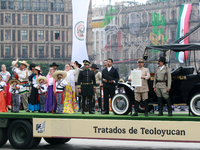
{"left": 45, "top": 67, "right": 56, "bottom": 113}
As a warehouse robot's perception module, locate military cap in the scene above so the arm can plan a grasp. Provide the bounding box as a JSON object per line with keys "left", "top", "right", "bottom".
{"left": 137, "top": 58, "right": 144, "bottom": 63}
{"left": 83, "top": 60, "right": 90, "bottom": 65}
{"left": 90, "top": 64, "right": 99, "bottom": 69}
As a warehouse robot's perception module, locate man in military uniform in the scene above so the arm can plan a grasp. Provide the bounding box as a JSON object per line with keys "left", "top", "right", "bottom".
{"left": 129, "top": 58, "right": 150, "bottom": 116}
{"left": 90, "top": 64, "right": 102, "bottom": 112}
{"left": 153, "top": 57, "right": 172, "bottom": 116}
{"left": 78, "top": 60, "right": 96, "bottom": 114}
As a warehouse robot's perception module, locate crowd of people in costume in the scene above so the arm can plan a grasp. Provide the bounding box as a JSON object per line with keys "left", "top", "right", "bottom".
{"left": 0, "top": 59, "right": 102, "bottom": 114}
{"left": 0, "top": 56, "right": 172, "bottom": 117}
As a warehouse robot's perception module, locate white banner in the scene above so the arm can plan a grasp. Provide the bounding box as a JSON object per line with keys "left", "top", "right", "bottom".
{"left": 71, "top": 0, "right": 90, "bottom": 63}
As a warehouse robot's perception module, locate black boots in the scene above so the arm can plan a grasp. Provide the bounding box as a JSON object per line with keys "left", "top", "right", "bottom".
{"left": 144, "top": 100, "right": 148, "bottom": 116}
{"left": 157, "top": 97, "right": 172, "bottom": 116}
{"left": 132, "top": 101, "right": 139, "bottom": 116}
{"left": 157, "top": 97, "right": 163, "bottom": 116}
{"left": 165, "top": 98, "right": 172, "bottom": 116}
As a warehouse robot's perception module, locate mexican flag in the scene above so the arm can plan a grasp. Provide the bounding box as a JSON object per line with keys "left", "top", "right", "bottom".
{"left": 176, "top": 4, "right": 192, "bottom": 63}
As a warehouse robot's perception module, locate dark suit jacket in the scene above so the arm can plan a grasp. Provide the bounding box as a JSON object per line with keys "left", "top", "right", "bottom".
{"left": 102, "top": 66, "right": 119, "bottom": 88}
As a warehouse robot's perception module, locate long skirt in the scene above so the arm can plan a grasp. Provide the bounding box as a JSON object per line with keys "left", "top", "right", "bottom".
{"left": 0, "top": 91, "right": 7, "bottom": 112}
{"left": 28, "top": 86, "right": 40, "bottom": 112}
{"left": 45, "top": 85, "right": 56, "bottom": 112}
{"left": 63, "top": 84, "right": 78, "bottom": 114}
{"left": 5, "top": 82, "right": 12, "bottom": 106}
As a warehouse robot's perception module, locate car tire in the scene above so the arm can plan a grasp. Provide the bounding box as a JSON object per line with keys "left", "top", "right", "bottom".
{"left": 190, "top": 94, "right": 200, "bottom": 116}
{"left": 44, "top": 138, "right": 71, "bottom": 145}
{"left": 111, "top": 93, "right": 130, "bottom": 115}
{"left": 8, "top": 120, "right": 33, "bottom": 149}
{"left": 0, "top": 128, "right": 8, "bottom": 148}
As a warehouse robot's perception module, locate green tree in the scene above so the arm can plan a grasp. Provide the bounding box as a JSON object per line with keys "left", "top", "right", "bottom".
{"left": 119, "top": 63, "right": 128, "bottom": 77}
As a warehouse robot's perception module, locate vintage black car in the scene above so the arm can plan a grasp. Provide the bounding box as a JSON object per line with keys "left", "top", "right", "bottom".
{"left": 111, "top": 43, "right": 200, "bottom": 116}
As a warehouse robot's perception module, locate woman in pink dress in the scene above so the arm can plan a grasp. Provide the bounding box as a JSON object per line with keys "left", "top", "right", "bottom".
{"left": 0, "top": 64, "right": 12, "bottom": 109}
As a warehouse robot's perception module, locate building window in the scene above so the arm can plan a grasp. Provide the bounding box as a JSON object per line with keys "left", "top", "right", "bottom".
{"left": 5, "top": 14, "right": 11, "bottom": 23}
{"left": 42, "top": 0, "right": 47, "bottom": 10}
{"left": 1, "top": 0, "right": 6, "bottom": 9}
{"left": 22, "top": 46, "right": 28, "bottom": 58}
{"left": 5, "top": 30, "right": 11, "bottom": 40}
{"left": 55, "top": 31, "right": 60, "bottom": 40}
{"left": 34, "top": 0, "right": 40, "bottom": 10}
{"left": 55, "top": 15, "right": 60, "bottom": 24}
{"left": 5, "top": 46, "right": 11, "bottom": 58}
{"left": 22, "top": 30, "right": 27, "bottom": 40}
{"left": 22, "top": 14, "right": 27, "bottom": 24}
{"left": 55, "top": 46, "right": 60, "bottom": 58}
{"left": 8, "top": 0, "right": 14, "bottom": 9}
{"left": 39, "top": 14, "right": 44, "bottom": 24}
{"left": 25, "top": 0, "right": 31, "bottom": 10}
{"left": 39, "top": 46, "right": 44, "bottom": 58}
{"left": 38, "top": 30, "right": 44, "bottom": 40}
{"left": 18, "top": 0, "right": 23, "bottom": 10}
{"left": 51, "top": 0, "right": 56, "bottom": 11}
{"left": 57, "top": 0, "right": 64, "bottom": 11}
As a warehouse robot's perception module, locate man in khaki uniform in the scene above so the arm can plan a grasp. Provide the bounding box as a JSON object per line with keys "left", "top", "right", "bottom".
{"left": 90, "top": 64, "right": 102, "bottom": 112}
{"left": 129, "top": 58, "right": 150, "bottom": 116}
{"left": 153, "top": 57, "right": 172, "bottom": 116}
{"left": 74, "top": 61, "right": 82, "bottom": 111}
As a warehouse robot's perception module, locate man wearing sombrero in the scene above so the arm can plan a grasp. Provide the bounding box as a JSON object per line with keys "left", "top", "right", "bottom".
{"left": 90, "top": 64, "right": 102, "bottom": 112}
{"left": 8, "top": 79, "right": 21, "bottom": 113}
{"left": 15, "top": 60, "right": 29, "bottom": 111}
{"left": 52, "top": 70, "right": 68, "bottom": 114}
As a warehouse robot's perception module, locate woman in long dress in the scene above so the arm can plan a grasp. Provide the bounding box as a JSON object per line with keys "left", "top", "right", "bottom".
{"left": 63, "top": 64, "right": 78, "bottom": 113}
{"left": 45, "top": 67, "right": 56, "bottom": 113}
{"left": 28, "top": 66, "right": 42, "bottom": 112}
{"left": 0, "top": 64, "right": 12, "bottom": 109}
{"left": 0, "top": 75, "right": 7, "bottom": 112}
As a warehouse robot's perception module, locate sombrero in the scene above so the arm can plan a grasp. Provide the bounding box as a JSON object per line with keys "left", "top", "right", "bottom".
{"left": 19, "top": 60, "right": 29, "bottom": 67}
{"left": 35, "top": 66, "right": 41, "bottom": 71}
{"left": 36, "top": 76, "right": 47, "bottom": 84}
{"left": 8, "top": 79, "right": 20, "bottom": 84}
{"left": 11, "top": 58, "right": 18, "bottom": 68}
{"left": 52, "top": 70, "right": 67, "bottom": 80}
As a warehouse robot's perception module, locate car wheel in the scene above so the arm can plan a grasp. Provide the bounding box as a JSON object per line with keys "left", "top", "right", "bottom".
{"left": 111, "top": 93, "right": 130, "bottom": 115}
{"left": 0, "top": 128, "right": 8, "bottom": 148}
{"left": 44, "top": 138, "right": 71, "bottom": 145}
{"left": 27, "top": 137, "right": 41, "bottom": 149}
{"left": 8, "top": 120, "right": 33, "bottom": 149}
{"left": 190, "top": 94, "right": 200, "bottom": 116}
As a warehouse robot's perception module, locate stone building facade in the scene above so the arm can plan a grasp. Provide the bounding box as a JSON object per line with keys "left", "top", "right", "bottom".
{"left": 92, "top": 0, "right": 200, "bottom": 73}
{"left": 0, "top": 0, "right": 93, "bottom": 64}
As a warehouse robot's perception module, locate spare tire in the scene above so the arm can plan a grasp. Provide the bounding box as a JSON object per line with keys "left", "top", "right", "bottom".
{"left": 111, "top": 93, "right": 131, "bottom": 115}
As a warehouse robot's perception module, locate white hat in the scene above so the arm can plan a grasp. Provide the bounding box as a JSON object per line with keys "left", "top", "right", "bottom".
{"left": 36, "top": 76, "right": 47, "bottom": 84}
{"left": 19, "top": 60, "right": 30, "bottom": 67}
{"left": 52, "top": 70, "right": 67, "bottom": 80}
{"left": 11, "top": 58, "right": 18, "bottom": 68}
